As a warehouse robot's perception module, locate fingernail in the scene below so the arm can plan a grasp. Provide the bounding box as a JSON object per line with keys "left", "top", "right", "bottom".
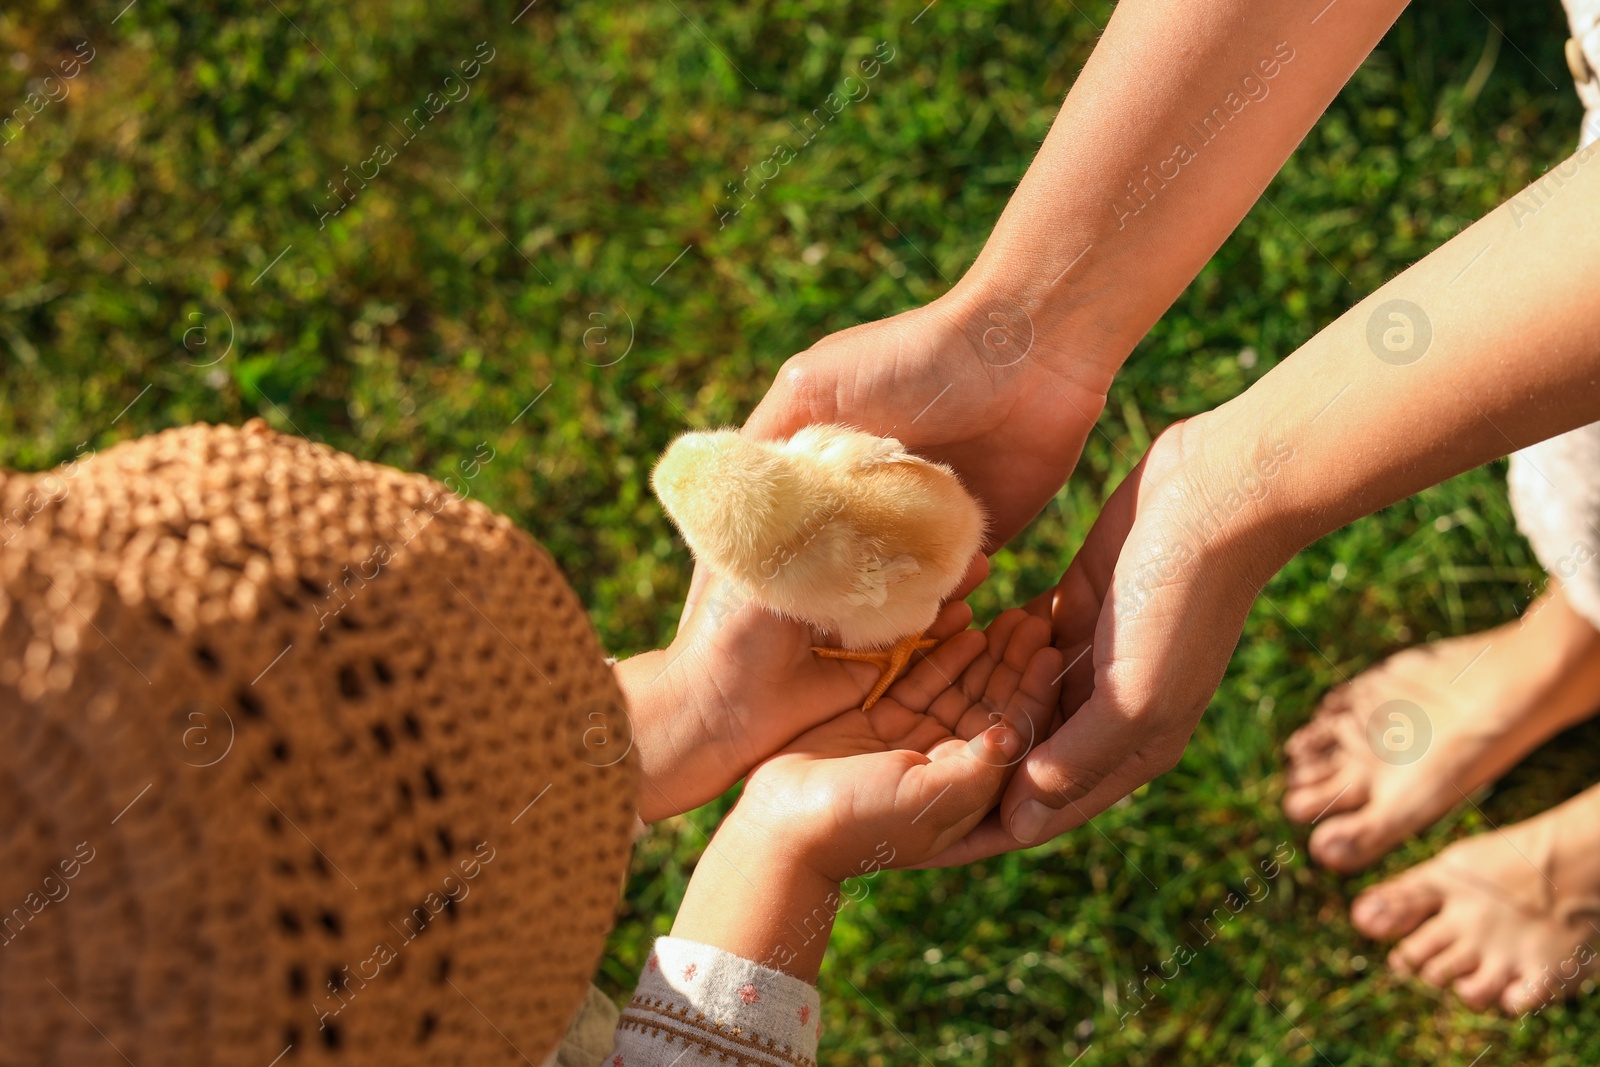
{"left": 1010, "top": 799, "right": 1051, "bottom": 844}
{"left": 993, "top": 724, "right": 1022, "bottom": 761}
{"left": 967, "top": 724, "right": 1017, "bottom": 763}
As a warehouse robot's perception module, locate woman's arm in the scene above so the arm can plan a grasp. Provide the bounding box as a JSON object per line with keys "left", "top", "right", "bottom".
{"left": 952, "top": 141, "right": 1600, "bottom": 856}
{"left": 749, "top": 0, "right": 1411, "bottom": 545}
{"left": 961, "top": 0, "right": 1412, "bottom": 366}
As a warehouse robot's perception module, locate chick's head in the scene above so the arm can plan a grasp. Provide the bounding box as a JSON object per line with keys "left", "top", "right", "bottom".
{"left": 652, "top": 430, "right": 812, "bottom": 585}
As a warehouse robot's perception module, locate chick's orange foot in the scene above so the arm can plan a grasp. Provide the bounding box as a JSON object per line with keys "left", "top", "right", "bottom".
{"left": 812, "top": 632, "right": 938, "bottom": 710}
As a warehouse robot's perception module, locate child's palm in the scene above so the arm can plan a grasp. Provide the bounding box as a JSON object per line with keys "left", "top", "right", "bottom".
{"left": 738, "top": 611, "right": 1062, "bottom": 882}
{"left": 654, "top": 562, "right": 985, "bottom": 806}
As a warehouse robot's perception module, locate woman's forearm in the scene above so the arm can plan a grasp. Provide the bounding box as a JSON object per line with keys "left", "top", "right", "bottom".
{"left": 1196, "top": 144, "right": 1600, "bottom": 567}
{"left": 948, "top": 0, "right": 1409, "bottom": 391}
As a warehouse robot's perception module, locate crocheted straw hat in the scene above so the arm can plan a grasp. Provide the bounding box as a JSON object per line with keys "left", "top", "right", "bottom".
{"left": 0, "top": 421, "right": 637, "bottom": 1065}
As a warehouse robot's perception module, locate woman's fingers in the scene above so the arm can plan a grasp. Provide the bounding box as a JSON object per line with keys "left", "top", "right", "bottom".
{"left": 743, "top": 349, "right": 834, "bottom": 441}
{"left": 917, "top": 758, "right": 1162, "bottom": 868}
{"left": 1000, "top": 683, "right": 1194, "bottom": 846}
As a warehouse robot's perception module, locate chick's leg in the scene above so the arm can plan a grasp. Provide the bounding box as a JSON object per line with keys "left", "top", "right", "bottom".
{"left": 812, "top": 632, "right": 938, "bottom": 711}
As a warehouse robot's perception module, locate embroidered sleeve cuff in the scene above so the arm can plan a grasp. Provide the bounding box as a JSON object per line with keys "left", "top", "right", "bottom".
{"left": 609, "top": 936, "right": 822, "bottom": 1067}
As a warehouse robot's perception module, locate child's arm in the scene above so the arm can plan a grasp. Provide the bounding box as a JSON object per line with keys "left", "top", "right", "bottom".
{"left": 596, "top": 612, "right": 1059, "bottom": 1067}
{"left": 673, "top": 610, "right": 1058, "bottom": 980}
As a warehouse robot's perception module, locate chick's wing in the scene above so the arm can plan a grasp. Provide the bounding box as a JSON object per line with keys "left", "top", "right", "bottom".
{"left": 842, "top": 553, "right": 921, "bottom": 608}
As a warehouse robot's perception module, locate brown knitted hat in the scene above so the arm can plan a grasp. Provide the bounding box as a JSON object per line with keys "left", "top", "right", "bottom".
{"left": 0, "top": 421, "right": 637, "bottom": 1065}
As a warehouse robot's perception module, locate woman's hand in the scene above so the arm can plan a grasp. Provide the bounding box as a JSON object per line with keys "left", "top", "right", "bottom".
{"left": 929, "top": 417, "right": 1296, "bottom": 864}
{"left": 739, "top": 0, "right": 1418, "bottom": 552}
{"left": 744, "top": 291, "right": 1111, "bottom": 549}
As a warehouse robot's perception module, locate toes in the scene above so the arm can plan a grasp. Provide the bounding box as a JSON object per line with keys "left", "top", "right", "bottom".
{"left": 1501, "top": 969, "right": 1560, "bottom": 1015}
{"left": 1309, "top": 801, "right": 1412, "bottom": 873}
{"left": 1284, "top": 772, "right": 1368, "bottom": 825}
{"left": 1351, "top": 873, "right": 1443, "bottom": 940}
{"left": 1389, "top": 916, "right": 1455, "bottom": 977}
{"left": 1454, "top": 957, "right": 1515, "bottom": 1012}
{"left": 1419, "top": 943, "right": 1481, "bottom": 988}
{"left": 1285, "top": 715, "right": 1340, "bottom": 761}
{"left": 1284, "top": 745, "right": 1343, "bottom": 788}
{"left": 1501, "top": 945, "right": 1599, "bottom": 1014}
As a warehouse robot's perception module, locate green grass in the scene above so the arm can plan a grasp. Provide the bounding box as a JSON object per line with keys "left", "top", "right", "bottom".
{"left": 2, "top": 0, "right": 1595, "bottom": 1062}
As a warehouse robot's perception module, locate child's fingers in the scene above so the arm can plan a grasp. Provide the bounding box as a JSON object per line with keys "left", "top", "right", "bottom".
{"left": 923, "top": 599, "right": 974, "bottom": 643}
{"left": 897, "top": 722, "right": 1029, "bottom": 851}
{"left": 968, "top": 638, "right": 1063, "bottom": 768}
{"left": 864, "top": 602, "right": 974, "bottom": 715}
{"left": 912, "top": 647, "right": 1059, "bottom": 829}
{"left": 981, "top": 613, "right": 1052, "bottom": 707}
{"left": 916, "top": 609, "right": 1042, "bottom": 732}
{"left": 947, "top": 552, "right": 990, "bottom": 602}
{"left": 937, "top": 612, "right": 1050, "bottom": 740}
{"left": 968, "top": 607, "right": 1043, "bottom": 700}
{"left": 1011, "top": 641, "right": 1066, "bottom": 752}
{"left": 979, "top": 608, "right": 1028, "bottom": 669}
{"left": 1004, "top": 613, "right": 1054, "bottom": 671}
{"left": 937, "top": 607, "right": 1027, "bottom": 715}
{"left": 886, "top": 627, "right": 985, "bottom": 711}
{"left": 899, "top": 645, "right": 1066, "bottom": 864}
{"left": 897, "top": 611, "right": 1058, "bottom": 730}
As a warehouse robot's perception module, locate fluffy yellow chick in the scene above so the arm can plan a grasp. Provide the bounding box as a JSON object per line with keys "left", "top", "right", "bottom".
{"left": 652, "top": 424, "right": 986, "bottom": 708}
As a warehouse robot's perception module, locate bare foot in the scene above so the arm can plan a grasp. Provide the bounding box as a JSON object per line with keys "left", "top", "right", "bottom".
{"left": 1282, "top": 584, "right": 1600, "bottom": 871}
{"left": 1350, "top": 785, "right": 1600, "bottom": 1013}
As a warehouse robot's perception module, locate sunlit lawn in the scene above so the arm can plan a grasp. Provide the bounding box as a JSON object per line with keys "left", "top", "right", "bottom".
{"left": 1, "top": 0, "right": 1594, "bottom": 1062}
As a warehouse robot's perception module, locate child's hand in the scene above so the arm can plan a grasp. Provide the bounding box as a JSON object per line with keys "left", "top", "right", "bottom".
{"left": 738, "top": 608, "right": 1062, "bottom": 880}
{"left": 670, "top": 611, "right": 1062, "bottom": 981}
{"left": 615, "top": 557, "right": 989, "bottom": 821}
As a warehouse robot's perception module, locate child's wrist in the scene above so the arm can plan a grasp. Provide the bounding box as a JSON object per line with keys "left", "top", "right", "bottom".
{"left": 671, "top": 809, "right": 841, "bottom": 983}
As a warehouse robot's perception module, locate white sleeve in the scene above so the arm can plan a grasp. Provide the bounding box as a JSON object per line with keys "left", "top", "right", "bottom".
{"left": 604, "top": 936, "right": 823, "bottom": 1067}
